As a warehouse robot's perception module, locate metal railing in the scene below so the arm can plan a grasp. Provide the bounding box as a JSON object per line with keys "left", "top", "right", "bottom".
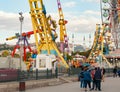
{"left": 0, "top": 67, "right": 119, "bottom": 82}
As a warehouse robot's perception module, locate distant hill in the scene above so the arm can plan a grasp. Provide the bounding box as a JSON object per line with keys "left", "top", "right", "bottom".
{"left": 0, "top": 43, "right": 14, "bottom": 51}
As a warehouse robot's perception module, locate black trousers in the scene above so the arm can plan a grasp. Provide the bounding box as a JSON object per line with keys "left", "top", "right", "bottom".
{"left": 84, "top": 80, "right": 91, "bottom": 89}
{"left": 92, "top": 79, "right": 96, "bottom": 89}
{"left": 95, "top": 80, "right": 101, "bottom": 90}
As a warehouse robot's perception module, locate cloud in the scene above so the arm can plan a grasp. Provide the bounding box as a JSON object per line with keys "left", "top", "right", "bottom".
{"left": 66, "top": 16, "right": 99, "bottom": 33}
{"left": 81, "top": 0, "right": 99, "bottom": 3}
{"left": 62, "top": 11, "right": 101, "bottom": 33}
{"left": 0, "top": 10, "right": 100, "bottom": 44}
{"left": 0, "top": 11, "right": 32, "bottom": 32}
{"left": 49, "top": 10, "right": 100, "bottom": 45}
{"left": 63, "top": 1, "right": 76, "bottom": 8}
{"left": 84, "top": 10, "right": 100, "bottom": 16}
{"left": 50, "top": 10, "right": 101, "bottom": 32}
{"left": 0, "top": 11, "right": 33, "bottom": 45}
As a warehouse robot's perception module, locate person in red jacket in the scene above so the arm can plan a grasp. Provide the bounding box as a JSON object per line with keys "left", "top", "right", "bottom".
{"left": 91, "top": 67, "right": 97, "bottom": 91}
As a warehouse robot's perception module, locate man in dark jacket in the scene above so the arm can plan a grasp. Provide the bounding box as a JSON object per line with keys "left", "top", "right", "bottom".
{"left": 94, "top": 67, "right": 102, "bottom": 91}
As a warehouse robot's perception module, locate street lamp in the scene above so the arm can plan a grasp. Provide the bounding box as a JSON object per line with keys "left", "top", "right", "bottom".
{"left": 115, "top": 58, "right": 118, "bottom": 66}
{"left": 110, "top": 58, "right": 113, "bottom": 64}
{"left": 111, "top": 57, "right": 118, "bottom": 66}
{"left": 19, "top": 12, "right": 24, "bottom": 71}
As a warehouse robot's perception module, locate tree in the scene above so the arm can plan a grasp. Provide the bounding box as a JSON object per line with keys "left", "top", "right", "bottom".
{"left": 1, "top": 50, "right": 10, "bottom": 57}
{"left": 26, "top": 52, "right": 32, "bottom": 60}
{"left": 72, "top": 49, "right": 91, "bottom": 58}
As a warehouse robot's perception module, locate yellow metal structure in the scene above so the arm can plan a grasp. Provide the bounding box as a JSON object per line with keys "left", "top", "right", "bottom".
{"left": 6, "top": 36, "right": 17, "bottom": 40}
{"left": 118, "top": 0, "right": 120, "bottom": 22}
{"left": 28, "top": 0, "right": 69, "bottom": 68}
{"left": 87, "top": 24, "right": 112, "bottom": 67}
{"left": 57, "top": 0, "right": 68, "bottom": 52}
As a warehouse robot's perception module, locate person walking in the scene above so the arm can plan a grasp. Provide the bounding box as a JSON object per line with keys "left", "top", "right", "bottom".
{"left": 94, "top": 67, "right": 102, "bottom": 91}
{"left": 113, "top": 66, "right": 117, "bottom": 77}
{"left": 117, "top": 70, "right": 120, "bottom": 77}
{"left": 101, "top": 67, "right": 106, "bottom": 82}
{"left": 83, "top": 66, "right": 92, "bottom": 92}
{"left": 79, "top": 67, "right": 84, "bottom": 90}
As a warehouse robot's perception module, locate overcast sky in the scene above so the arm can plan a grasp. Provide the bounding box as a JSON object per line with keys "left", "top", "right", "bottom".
{"left": 0, "top": 0, "right": 101, "bottom": 46}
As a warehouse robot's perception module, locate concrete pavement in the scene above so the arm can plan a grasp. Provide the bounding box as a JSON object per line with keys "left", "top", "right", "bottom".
{"left": 100, "top": 77, "right": 120, "bottom": 92}
{"left": 0, "top": 76, "right": 77, "bottom": 92}
{"left": 26, "top": 77, "right": 120, "bottom": 92}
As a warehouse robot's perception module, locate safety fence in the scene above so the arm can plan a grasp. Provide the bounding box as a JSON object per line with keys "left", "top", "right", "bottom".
{"left": 0, "top": 67, "right": 119, "bottom": 82}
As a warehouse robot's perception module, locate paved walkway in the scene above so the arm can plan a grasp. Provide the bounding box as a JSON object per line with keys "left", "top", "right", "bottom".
{"left": 26, "top": 77, "right": 120, "bottom": 92}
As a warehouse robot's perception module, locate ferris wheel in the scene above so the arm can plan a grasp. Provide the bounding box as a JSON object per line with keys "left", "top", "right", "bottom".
{"left": 100, "top": 0, "right": 120, "bottom": 49}
{"left": 100, "top": 0, "right": 114, "bottom": 52}
{"left": 110, "top": 0, "right": 120, "bottom": 49}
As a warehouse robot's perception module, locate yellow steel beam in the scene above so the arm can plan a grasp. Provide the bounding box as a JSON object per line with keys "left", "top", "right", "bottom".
{"left": 28, "top": 0, "right": 69, "bottom": 68}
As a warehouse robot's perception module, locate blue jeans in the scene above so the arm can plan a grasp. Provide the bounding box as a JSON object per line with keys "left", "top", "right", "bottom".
{"left": 80, "top": 78, "right": 84, "bottom": 88}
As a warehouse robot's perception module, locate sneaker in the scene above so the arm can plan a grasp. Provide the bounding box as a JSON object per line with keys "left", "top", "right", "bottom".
{"left": 85, "top": 89, "right": 87, "bottom": 92}
{"left": 89, "top": 89, "right": 93, "bottom": 91}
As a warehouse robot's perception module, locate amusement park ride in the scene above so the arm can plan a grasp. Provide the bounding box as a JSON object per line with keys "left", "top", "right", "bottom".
{"left": 57, "top": 0, "right": 68, "bottom": 53}
{"left": 87, "top": 24, "right": 112, "bottom": 67}
{"left": 87, "top": 0, "right": 120, "bottom": 67}
{"left": 5, "top": 0, "right": 120, "bottom": 70}
{"left": 88, "top": 0, "right": 111, "bottom": 66}
{"left": 28, "top": 0, "right": 69, "bottom": 69}
{"left": 6, "top": 31, "right": 34, "bottom": 61}
{"left": 5, "top": 0, "right": 69, "bottom": 70}
{"left": 110, "top": 0, "right": 120, "bottom": 49}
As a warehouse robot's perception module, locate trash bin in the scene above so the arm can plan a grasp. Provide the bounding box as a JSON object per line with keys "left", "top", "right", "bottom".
{"left": 19, "top": 81, "right": 25, "bottom": 91}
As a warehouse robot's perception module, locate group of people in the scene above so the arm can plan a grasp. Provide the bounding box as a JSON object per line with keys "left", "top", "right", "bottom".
{"left": 78, "top": 66, "right": 105, "bottom": 91}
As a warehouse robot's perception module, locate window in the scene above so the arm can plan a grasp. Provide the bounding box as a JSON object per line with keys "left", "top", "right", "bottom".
{"left": 39, "top": 59, "right": 46, "bottom": 68}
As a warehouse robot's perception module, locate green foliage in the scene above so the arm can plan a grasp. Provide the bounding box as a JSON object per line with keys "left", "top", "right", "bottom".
{"left": 66, "top": 53, "right": 72, "bottom": 60}
{"left": 0, "top": 43, "right": 14, "bottom": 51}
{"left": 1, "top": 50, "right": 10, "bottom": 57}
{"left": 26, "top": 52, "right": 32, "bottom": 60}
{"left": 102, "top": 0, "right": 108, "bottom": 3}
{"left": 14, "top": 53, "right": 20, "bottom": 58}
{"left": 72, "top": 49, "right": 91, "bottom": 58}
